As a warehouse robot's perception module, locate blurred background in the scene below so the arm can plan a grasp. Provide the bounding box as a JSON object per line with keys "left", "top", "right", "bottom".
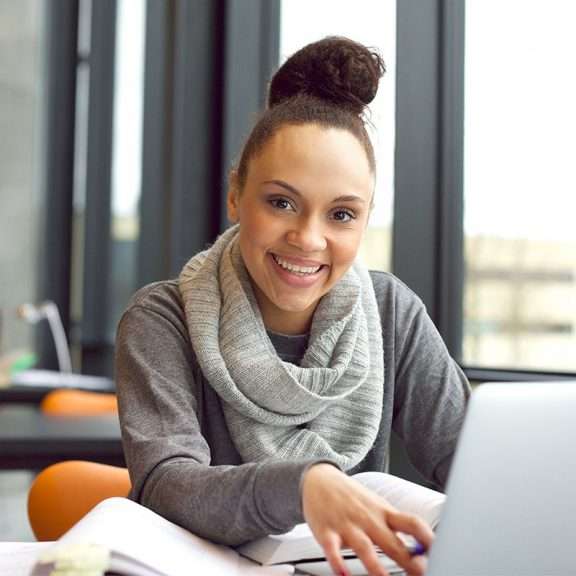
{"left": 3, "top": 0, "right": 575, "bottom": 381}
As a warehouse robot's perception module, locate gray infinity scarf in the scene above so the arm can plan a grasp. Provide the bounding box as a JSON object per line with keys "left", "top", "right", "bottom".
{"left": 178, "top": 226, "right": 384, "bottom": 470}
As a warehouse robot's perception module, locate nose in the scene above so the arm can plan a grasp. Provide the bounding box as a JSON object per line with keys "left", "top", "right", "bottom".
{"left": 285, "top": 216, "right": 327, "bottom": 253}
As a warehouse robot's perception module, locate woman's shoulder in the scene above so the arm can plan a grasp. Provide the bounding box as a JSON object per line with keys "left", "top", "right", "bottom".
{"left": 127, "top": 279, "right": 181, "bottom": 308}
{"left": 119, "top": 279, "right": 187, "bottom": 334}
{"left": 367, "top": 269, "right": 429, "bottom": 341}
{"left": 368, "top": 270, "right": 424, "bottom": 308}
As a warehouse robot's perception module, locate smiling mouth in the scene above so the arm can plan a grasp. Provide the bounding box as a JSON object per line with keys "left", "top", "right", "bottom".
{"left": 272, "top": 254, "right": 325, "bottom": 276}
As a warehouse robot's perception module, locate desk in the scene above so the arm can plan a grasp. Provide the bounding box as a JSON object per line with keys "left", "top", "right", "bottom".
{"left": 0, "top": 406, "right": 124, "bottom": 470}
{"left": 0, "top": 378, "right": 115, "bottom": 405}
{"left": 0, "top": 385, "right": 64, "bottom": 405}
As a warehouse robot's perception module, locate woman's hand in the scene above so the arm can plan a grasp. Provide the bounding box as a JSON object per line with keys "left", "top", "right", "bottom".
{"left": 301, "top": 463, "right": 434, "bottom": 576}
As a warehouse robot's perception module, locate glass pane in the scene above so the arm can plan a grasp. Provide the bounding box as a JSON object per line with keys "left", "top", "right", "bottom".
{"left": 463, "top": 1, "right": 576, "bottom": 371}
{"left": 109, "top": 0, "right": 145, "bottom": 335}
{"left": 280, "top": 0, "right": 396, "bottom": 271}
{"left": 0, "top": 0, "right": 45, "bottom": 358}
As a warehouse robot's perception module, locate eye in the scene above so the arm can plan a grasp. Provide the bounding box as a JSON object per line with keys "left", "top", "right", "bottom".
{"left": 268, "top": 196, "right": 295, "bottom": 212}
{"left": 331, "top": 208, "right": 356, "bottom": 223}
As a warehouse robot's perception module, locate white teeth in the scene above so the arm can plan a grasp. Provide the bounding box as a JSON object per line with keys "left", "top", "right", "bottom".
{"left": 273, "top": 255, "right": 322, "bottom": 275}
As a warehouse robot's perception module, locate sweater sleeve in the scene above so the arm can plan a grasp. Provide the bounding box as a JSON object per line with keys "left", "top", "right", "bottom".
{"left": 391, "top": 284, "right": 471, "bottom": 489}
{"left": 115, "top": 294, "right": 318, "bottom": 546}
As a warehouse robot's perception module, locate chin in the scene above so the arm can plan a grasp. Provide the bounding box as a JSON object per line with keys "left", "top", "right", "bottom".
{"left": 271, "top": 289, "right": 322, "bottom": 312}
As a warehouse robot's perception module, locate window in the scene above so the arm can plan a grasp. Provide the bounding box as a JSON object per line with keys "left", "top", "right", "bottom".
{"left": 68, "top": 0, "right": 146, "bottom": 374}
{"left": 463, "top": 1, "right": 576, "bottom": 372}
{"left": 109, "top": 0, "right": 145, "bottom": 332}
{"left": 0, "top": 0, "right": 45, "bottom": 356}
{"left": 280, "top": 0, "right": 396, "bottom": 271}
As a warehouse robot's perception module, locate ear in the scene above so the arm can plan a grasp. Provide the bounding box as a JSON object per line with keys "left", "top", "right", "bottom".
{"left": 227, "top": 170, "right": 240, "bottom": 223}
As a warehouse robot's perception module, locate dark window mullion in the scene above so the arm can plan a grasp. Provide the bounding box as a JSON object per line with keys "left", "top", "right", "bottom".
{"left": 81, "top": 0, "right": 117, "bottom": 374}
{"left": 168, "top": 0, "right": 223, "bottom": 276}
{"left": 437, "top": 0, "right": 465, "bottom": 359}
{"left": 393, "top": 0, "right": 441, "bottom": 320}
{"left": 220, "top": 0, "right": 280, "bottom": 230}
{"left": 137, "top": 0, "right": 174, "bottom": 287}
{"left": 38, "top": 0, "right": 79, "bottom": 370}
{"left": 393, "top": 0, "right": 465, "bottom": 360}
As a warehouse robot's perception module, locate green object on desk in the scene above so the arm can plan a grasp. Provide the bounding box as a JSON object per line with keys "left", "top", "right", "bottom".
{"left": 0, "top": 350, "right": 37, "bottom": 387}
{"left": 9, "top": 352, "right": 37, "bottom": 375}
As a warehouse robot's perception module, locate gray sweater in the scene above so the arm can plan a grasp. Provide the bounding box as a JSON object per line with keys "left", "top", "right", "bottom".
{"left": 115, "top": 271, "right": 470, "bottom": 546}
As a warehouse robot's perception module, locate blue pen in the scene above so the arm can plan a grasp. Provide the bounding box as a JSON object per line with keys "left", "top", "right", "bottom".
{"left": 409, "top": 541, "right": 427, "bottom": 556}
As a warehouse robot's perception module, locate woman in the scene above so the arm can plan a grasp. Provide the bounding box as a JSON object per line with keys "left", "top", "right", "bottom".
{"left": 116, "top": 37, "right": 470, "bottom": 576}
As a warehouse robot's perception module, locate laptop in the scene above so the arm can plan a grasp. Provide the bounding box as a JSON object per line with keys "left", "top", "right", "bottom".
{"left": 427, "top": 381, "right": 576, "bottom": 576}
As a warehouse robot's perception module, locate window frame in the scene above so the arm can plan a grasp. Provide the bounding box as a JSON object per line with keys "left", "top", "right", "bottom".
{"left": 394, "top": 0, "right": 576, "bottom": 381}
{"left": 393, "top": 0, "right": 464, "bottom": 360}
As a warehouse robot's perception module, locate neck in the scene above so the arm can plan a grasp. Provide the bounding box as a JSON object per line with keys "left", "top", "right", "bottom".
{"left": 251, "top": 285, "right": 314, "bottom": 335}
{"left": 261, "top": 309, "right": 312, "bottom": 335}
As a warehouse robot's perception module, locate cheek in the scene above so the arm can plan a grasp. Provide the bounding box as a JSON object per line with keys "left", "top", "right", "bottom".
{"left": 332, "top": 234, "right": 363, "bottom": 267}
{"left": 237, "top": 209, "right": 263, "bottom": 244}
{"left": 237, "top": 211, "right": 277, "bottom": 267}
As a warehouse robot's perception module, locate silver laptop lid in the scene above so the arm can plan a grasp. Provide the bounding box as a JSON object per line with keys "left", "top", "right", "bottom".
{"left": 427, "top": 381, "right": 576, "bottom": 576}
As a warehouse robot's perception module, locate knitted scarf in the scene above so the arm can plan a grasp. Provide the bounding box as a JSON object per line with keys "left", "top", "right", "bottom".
{"left": 178, "top": 226, "right": 384, "bottom": 470}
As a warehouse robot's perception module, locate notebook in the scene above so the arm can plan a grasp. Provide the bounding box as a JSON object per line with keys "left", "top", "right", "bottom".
{"left": 427, "top": 381, "right": 576, "bottom": 576}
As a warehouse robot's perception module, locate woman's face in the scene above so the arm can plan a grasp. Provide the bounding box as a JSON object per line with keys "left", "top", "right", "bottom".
{"left": 227, "top": 124, "right": 374, "bottom": 334}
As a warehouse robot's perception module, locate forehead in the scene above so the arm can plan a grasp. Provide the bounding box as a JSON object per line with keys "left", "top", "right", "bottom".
{"left": 245, "top": 124, "right": 374, "bottom": 198}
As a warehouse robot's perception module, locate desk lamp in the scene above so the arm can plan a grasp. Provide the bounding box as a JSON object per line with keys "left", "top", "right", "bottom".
{"left": 12, "top": 301, "right": 112, "bottom": 391}
{"left": 18, "top": 301, "right": 72, "bottom": 373}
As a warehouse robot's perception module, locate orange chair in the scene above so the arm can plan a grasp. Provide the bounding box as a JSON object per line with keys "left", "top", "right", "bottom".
{"left": 40, "top": 389, "right": 118, "bottom": 416}
{"left": 28, "top": 460, "right": 131, "bottom": 541}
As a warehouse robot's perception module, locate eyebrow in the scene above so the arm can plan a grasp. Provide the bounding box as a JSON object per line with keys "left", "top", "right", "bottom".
{"left": 261, "top": 179, "right": 367, "bottom": 204}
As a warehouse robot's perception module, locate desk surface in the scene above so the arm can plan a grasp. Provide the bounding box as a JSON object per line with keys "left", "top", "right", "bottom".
{"left": 0, "top": 406, "right": 124, "bottom": 470}
{"left": 0, "top": 385, "right": 63, "bottom": 405}
{"left": 0, "top": 380, "right": 115, "bottom": 405}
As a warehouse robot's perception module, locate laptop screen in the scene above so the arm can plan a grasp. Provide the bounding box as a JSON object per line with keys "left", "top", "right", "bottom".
{"left": 427, "top": 381, "right": 576, "bottom": 576}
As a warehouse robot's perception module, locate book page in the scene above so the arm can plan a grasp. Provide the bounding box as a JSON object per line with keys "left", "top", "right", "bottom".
{"left": 39, "top": 498, "right": 291, "bottom": 576}
{"left": 0, "top": 543, "right": 53, "bottom": 576}
{"left": 294, "top": 557, "right": 405, "bottom": 576}
{"left": 238, "top": 523, "right": 322, "bottom": 565}
{"left": 239, "top": 472, "right": 444, "bottom": 567}
{"left": 237, "top": 523, "right": 399, "bottom": 572}
{"left": 352, "top": 472, "right": 445, "bottom": 529}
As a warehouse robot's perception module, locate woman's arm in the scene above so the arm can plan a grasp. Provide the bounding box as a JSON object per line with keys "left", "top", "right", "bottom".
{"left": 115, "top": 287, "right": 319, "bottom": 546}
{"left": 391, "top": 288, "right": 471, "bottom": 489}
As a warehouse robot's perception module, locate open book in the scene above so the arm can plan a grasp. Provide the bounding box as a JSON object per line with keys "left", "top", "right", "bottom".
{"left": 32, "top": 472, "right": 443, "bottom": 576}
{"left": 237, "top": 472, "right": 445, "bottom": 574}
{"left": 31, "top": 498, "right": 291, "bottom": 576}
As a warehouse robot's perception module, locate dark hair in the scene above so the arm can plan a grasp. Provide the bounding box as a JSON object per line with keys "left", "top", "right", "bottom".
{"left": 235, "top": 36, "right": 385, "bottom": 188}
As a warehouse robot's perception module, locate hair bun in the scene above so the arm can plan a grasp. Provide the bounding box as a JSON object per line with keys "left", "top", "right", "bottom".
{"left": 268, "top": 36, "right": 385, "bottom": 115}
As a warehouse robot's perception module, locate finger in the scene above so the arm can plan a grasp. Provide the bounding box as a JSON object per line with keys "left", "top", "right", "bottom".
{"left": 409, "top": 554, "right": 428, "bottom": 576}
{"left": 370, "top": 524, "right": 425, "bottom": 576}
{"left": 318, "top": 531, "right": 349, "bottom": 576}
{"left": 345, "top": 528, "right": 389, "bottom": 576}
{"left": 386, "top": 511, "right": 434, "bottom": 550}
{"left": 379, "top": 513, "right": 433, "bottom": 576}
